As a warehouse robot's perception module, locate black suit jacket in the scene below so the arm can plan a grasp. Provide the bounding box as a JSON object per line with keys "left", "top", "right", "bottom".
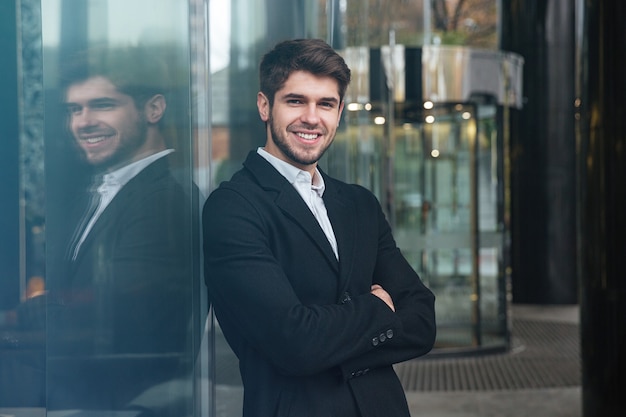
{"left": 47, "top": 155, "right": 200, "bottom": 412}
{"left": 203, "top": 151, "right": 436, "bottom": 417}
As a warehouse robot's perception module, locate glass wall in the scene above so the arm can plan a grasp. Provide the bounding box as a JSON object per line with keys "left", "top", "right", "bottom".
{"left": 1, "top": 0, "right": 209, "bottom": 415}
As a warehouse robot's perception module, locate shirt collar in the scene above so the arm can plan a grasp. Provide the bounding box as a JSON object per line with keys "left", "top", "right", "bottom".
{"left": 257, "top": 147, "right": 325, "bottom": 196}
{"left": 100, "top": 149, "right": 174, "bottom": 192}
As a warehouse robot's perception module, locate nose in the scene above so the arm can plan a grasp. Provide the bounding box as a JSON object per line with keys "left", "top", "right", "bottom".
{"left": 72, "top": 108, "right": 97, "bottom": 130}
{"left": 300, "top": 103, "right": 321, "bottom": 126}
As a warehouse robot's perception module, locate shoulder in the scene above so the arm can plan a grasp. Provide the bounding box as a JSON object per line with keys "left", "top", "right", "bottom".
{"left": 114, "top": 161, "right": 195, "bottom": 218}
{"left": 207, "top": 153, "right": 288, "bottom": 204}
{"left": 210, "top": 167, "right": 263, "bottom": 201}
{"left": 203, "top": 168, "right": 266, "bottom": 221}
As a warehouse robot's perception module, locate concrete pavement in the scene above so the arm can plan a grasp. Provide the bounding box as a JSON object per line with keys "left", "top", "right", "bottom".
{"left": 405, "top": 304, "right": 581, "bottom": 417}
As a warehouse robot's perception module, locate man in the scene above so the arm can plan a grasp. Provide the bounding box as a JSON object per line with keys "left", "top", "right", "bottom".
{"left": 203, "top": 39, "right": 436, "bottom": 417}
{"left": 46, "top": 48, "right": 199, "bottom": 414}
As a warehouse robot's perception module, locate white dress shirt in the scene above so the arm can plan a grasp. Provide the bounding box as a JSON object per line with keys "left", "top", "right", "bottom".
{"left": 71, "top": 149, "right": 174, "bottom": 260}
{"left": 257, "top": 147, "right": 339, "bottom": 259}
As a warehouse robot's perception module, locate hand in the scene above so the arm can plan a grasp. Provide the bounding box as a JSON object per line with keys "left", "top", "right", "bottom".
{"left": 370, "top": 284, "right": 395, "bottom": 312}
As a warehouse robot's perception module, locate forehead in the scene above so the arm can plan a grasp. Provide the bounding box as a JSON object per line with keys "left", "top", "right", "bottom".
{"left": 65, "top": 76, "right": 125, "bottom": 102}
{"left": 278, "top": 70, "right": 341, "bottom": 99}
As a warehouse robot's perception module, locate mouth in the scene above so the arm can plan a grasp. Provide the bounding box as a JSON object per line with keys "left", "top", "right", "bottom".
{"left": 295, "top": 132, "right": 320, "bottom": 141}
{"left": 79, "top": 134, "right": 114, "bottom": 145}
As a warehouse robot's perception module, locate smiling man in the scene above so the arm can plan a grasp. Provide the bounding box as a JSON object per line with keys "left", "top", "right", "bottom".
{"left": 65, "top": 75, "right": 161, "bottom": 169}
{"left": 46, "top": 48, "right": 198, "bottom": 415}
{"left": 203, "top": 39, "right": 436, "bottom": 417}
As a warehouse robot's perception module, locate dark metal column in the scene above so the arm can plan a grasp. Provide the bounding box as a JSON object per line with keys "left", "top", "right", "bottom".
{"left": 576, "top": 0, "right": 626, "bottom": 415}
{"left": 500, "top": 0, "right": 577, "bottom": 304}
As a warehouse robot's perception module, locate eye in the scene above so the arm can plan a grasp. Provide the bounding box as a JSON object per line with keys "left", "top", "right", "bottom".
{"left": 92, "top": 101, "right": 116, "bottom": 110}
{"left": 66, "top": 104, "right": 81, "bottom": 115}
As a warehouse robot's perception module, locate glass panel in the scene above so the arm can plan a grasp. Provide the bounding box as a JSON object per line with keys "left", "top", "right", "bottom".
{"left": 36, "top": 1, "right": 206, "bottom": 415}
{"left": 386, "top": 102, "right": 508, "bottom": 351}
{"left": 427, "top": 0, "right": 499, "bottom": 49}
{"left": 476, "top": 104, "right": 508, "bottom": 347}
{"left": 343, "top": 0, "right": 428, "bottom": 47}
{"left": 391, "top": 104, "right": 478, "bottom": 348}
{"left": 338, "top": 0, "right": 498, "bottom": 49}
{"left": 0, "top": 0, "right": 46, "bottom": 411}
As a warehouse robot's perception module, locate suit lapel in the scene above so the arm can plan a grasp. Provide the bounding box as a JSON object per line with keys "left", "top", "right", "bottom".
{"left": 70, "top": 157, "right": 170, "bottom": 270}
{"left": 244, "top": 152, "right": 339, "bottom": 272}
{"left": 275, "top": 191, "right": 339, "bottom": 269}
{"left": 321, "top": 173, "right": 357, "bottom": 296}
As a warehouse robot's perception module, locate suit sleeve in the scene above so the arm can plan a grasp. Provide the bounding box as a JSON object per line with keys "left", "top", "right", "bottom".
{"left": 203, "top": 185, "right": 407, "bottom": 376}
{"left": 338, "top": 191, "right": 436, "bottom": 379}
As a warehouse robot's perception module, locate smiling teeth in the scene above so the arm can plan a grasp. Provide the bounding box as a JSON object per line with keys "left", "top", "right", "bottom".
{"left": 84, "top": 136, "right": 107, "bottom": 144}
{"left": 297, "top": 133, "right": 318, "bottom": 140}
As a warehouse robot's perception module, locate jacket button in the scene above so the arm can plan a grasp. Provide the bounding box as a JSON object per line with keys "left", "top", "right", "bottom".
{"left": 371, "top": 337, "right": 379, "bottom": 346}
{"left": 379, "top": 332, "right": 387, "bottom": 342}
{"left": 386, "top": 329, "right": 394, "bottom": 339}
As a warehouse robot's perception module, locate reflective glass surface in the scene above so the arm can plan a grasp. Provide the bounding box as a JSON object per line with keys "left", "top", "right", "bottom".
{"left": 1, "top": 0, "right": 208, "bottom": 415}
{"left": 333, "top": 99, "right": 509, "bottom": 352}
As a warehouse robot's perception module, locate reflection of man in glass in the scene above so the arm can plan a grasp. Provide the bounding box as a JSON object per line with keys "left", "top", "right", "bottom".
{"left": 47, "top": 48, "right": 197, "bottom": 415}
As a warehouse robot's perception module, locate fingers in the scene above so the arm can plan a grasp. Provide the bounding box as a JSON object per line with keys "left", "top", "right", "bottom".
{"left": 370, "top": 284, "right": 395, "bottom": 312}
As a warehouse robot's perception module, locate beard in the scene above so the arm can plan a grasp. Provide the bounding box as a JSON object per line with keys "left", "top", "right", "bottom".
{"left": 80, "top": 115, "right": 149, "bottom": 172}
{"left": 268, "top": 114, "right": 333, "bottom": 167}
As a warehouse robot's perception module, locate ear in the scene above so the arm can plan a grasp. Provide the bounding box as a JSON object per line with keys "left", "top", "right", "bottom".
{"left": 257, "top": 92, "right": 270, "bottom": 122}
{"left": 337, "top": 100, "right": 345, "bottom": 126}
{"left": 144, "top": 94, "right": 167, "bottom": 124}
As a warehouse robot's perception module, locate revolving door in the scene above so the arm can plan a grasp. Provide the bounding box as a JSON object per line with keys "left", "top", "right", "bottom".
{"left": 330, "top": 45, "right": 523, "bottom": 353}
{"left": 393, "top": 100, "right": 508, "bottom": 351}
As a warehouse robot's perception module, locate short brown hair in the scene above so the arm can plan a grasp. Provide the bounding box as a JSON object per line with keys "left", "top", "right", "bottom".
{"left": 259, "top": 39, "right": 351, "bottom": 106}
{"left": 60, "top": 46, "right": 171, "bottom": 110}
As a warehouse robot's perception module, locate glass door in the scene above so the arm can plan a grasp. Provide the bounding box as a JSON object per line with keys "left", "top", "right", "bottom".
{"left": 330, "top": 95, "right": 509, "bottom": 353}
{"left": 392, "top": 101, "right": 508, "bottom": 351}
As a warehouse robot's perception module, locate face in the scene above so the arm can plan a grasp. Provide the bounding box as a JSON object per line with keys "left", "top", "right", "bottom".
{"left": 65, "top": 76, "right": 148, "bottom": 170}
{"left": 258, "top": 71, "right": 344, "bottom": 174}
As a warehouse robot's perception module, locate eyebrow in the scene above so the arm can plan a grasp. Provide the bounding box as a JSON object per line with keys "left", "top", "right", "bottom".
{"left": 64, "top": 97, "right": 119, "bottom": 108}
{"left": 282, "top": 93, "right": 339, "bottom": 104}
